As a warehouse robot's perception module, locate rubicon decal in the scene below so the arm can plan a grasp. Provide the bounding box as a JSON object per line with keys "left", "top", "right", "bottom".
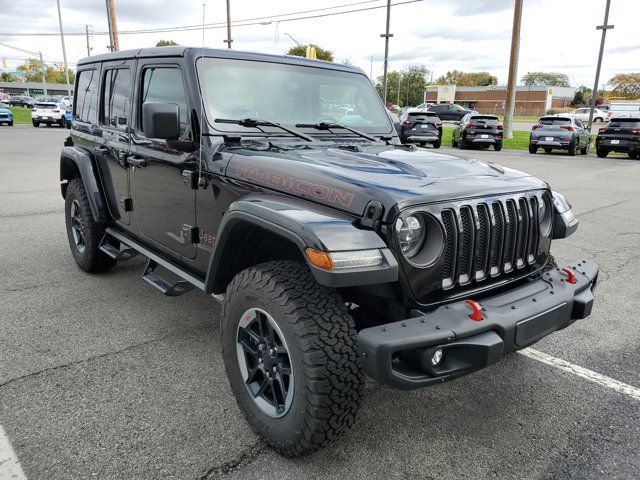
{"left": 235, "top": 165, "right": 355, "bottom": 208}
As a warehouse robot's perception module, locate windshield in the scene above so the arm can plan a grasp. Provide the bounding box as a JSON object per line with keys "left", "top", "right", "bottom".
{"left": 197, "top": 57, "right": 392, "bottom": 135}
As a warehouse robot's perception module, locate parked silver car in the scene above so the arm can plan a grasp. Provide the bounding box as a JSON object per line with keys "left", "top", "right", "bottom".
{"left": 529, "top": 116, "right": 590, "bottom": 156}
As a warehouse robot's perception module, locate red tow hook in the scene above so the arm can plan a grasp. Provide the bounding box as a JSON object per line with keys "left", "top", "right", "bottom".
{"left": 466, "top": 299, "right": 483, "bottom": 321}
{"left": 562, "top": 267, "right": 577, "bottom": 284}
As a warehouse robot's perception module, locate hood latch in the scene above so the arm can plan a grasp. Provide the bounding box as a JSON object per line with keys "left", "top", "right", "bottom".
{"left": 360, "top": 200, "right": 384, "bottom": 231}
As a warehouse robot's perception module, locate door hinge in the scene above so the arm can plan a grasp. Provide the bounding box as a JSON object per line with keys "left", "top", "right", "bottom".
{"left": 182, "top": 170, "right": 199, "bottom": 189}
{"left": 121, "top": 197, "right": 133, "bottom": 212}
{"left": 183, "top": 225, "right": 199, "bottom": 244}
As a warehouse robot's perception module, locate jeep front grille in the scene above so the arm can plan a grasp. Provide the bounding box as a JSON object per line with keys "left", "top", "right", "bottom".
{"left": 441, "top": 195, "right": 541, "bottom": 289}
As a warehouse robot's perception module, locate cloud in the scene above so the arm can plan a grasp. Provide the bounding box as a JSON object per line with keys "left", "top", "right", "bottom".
{"left": 445, "top": 0, "right": 514, "bottom": 16}
{"left": 606, "top": 44, "right": 640, "bottom": 54}
{"left": 413, "top": 26, "right": 510, "bottom": 42}
{"left": 64, "top": 0, "right": 196, "bottom": 26}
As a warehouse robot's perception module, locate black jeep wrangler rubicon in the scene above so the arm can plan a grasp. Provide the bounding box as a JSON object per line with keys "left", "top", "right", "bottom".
{"left": 60, "top": 47, "right": 598, "bottom": 457}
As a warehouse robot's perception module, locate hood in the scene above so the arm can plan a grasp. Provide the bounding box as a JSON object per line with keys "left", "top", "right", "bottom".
{"left": 226, "top": 143, "right": 547, "bottom": 221}
{"left": 0, "top": 107, "right": 11, "bottom": 114}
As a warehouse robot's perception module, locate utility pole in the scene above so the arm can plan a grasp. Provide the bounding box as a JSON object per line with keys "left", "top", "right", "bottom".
{"left": 503, "top": 0, "right": 523, "bottom": 140}
{"left": 224, "top": 0, "right": 233, "bottom": 48}
{"left": 397, "top": 72, "right": 401, "bottom": 106}
{"left": 85, "top": 25, "right": 92, "bottom": 56}
{"left": 56, "top": 0, "right": 72, "bottom": 98}
{"left": 105, "top": 0, "right": 119, "bottom": 52}
{"left": 380, "top": 0, "right": 392, "bottom": 105}
{"left": 38, "top": 52, "right": 47, "bottom": 97}
{"left": 588, "top": 0, "right": 613, "bottom": 129}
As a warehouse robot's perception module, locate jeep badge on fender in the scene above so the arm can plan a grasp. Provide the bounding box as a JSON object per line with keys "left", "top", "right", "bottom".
{"left": 60, "top": 46, "right": 598, "bottom": 457}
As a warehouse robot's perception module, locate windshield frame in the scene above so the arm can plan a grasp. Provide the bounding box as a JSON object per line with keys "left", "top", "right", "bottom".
{"left": 195, "top": 56, "right": 394, "bottom": 137}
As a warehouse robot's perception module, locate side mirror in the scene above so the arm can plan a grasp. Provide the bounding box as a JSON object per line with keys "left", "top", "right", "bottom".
{"left": 142, "top": 102, "right": 180, "bottom": 140}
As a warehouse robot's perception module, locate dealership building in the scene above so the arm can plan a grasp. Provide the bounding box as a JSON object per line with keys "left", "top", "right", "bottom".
{"left": 424, "top": 85, "right": 576, "bottom": 116}
{"left": 0, "top": 81, "right": 73, "bottom": 98}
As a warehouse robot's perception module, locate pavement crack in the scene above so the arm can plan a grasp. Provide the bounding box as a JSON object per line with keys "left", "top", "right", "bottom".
{"left": 0, "top": 325, "right": 212, "bottom": 389}
{"left": 199, "top": 442, "right": 266, "bottom": 479}
{"left": 576, "top": 199, "right": 630, "bottom": 218}
{"left": 0, "top": 209, "right": 64, "bottom": 219}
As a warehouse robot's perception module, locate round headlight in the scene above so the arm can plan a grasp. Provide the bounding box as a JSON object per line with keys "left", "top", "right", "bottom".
{"left": 539, "top": 195, "right": 553, "bottom": 237}
{"left": 395, "top": 215, "right": 425, "bottom": 257}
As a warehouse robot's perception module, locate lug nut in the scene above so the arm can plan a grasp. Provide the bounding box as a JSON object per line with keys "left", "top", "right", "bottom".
{"left": 270, "top": 348, "right": 276, "bottom": 355}
{"left": 272, "top": 366, "right": 278, "bottom": 373}
{"left": 258, "top": 344, "right": 265, "bottom": 351}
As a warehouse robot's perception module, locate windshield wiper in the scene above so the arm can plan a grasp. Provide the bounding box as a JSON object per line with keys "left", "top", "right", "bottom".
{"left": 215, "top": 118, "right": 313, "bottom": 142}
{"left": 295, "top": 122, "right": 378, "bottom": 142}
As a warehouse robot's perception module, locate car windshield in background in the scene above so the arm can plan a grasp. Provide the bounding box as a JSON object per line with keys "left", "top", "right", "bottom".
{"left": 470, "top": 116, "right": 499, "bottom": 123}
{"left": 608, "top": 118, "right": 640, "bottom": 128}
{"left": 35, "top": 103, "right": 57, "bottom": 109}
{"left": 540, "top": 117, "right": 571, "bottom": 125}
{"left": 196, "top": 57, "right": 392, "bottom": 134}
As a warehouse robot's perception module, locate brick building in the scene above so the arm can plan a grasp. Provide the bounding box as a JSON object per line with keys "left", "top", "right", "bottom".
{"left": 424, "top": 85, "right": 576, "bottom": 116}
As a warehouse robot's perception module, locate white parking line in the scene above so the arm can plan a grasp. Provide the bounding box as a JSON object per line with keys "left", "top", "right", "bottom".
{"left": 519, "top": 348, "right": 640, "bottom": 402}
{"left": 0, "top": 425, "right": 26, "bottom": 480}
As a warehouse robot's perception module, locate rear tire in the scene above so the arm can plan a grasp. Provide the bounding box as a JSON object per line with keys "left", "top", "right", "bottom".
{"left": 459, "top": 138, "right": 468, "bottom": 150}
{"left": 32, "top": 121, "right": 39, "bottom": 127}
{"left": 64, "top": 178, "right": 116, "bottom": 273}
{"left": 629, "top": 152, "right": 639, "bottom": 159}
{"left": 221, "top": 261, "right": 363, "bottom": 458}
{"left": 596, "top": 148, "right": 608, "bottom": 158}
{"left": 432, "top": 139, "right": 441, "bottom": 149}
{"left": 568, "top": 141, "right": 577, "bottom": 156}
{"left": 494, "top": 143, "right": 502, "bottom": 151}
{"left": 528, "top": 144, "right": 538, "bottom": 154}
{"left": 594, "top": 117, "right": 603, "bottom": 123}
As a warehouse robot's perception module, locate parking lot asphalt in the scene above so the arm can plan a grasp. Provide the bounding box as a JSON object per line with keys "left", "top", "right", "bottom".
{"left": 1, "top": 124, "right": 639, "bottom": 479}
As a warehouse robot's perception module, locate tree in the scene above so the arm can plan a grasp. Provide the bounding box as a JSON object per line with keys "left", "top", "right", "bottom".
{"left": 570, "top": 86, "right": 592, "bottom": 106}
{"left": 156, "top": 40, "right": 178, "bottom": 47}
{"left": 607, "top": 73, "right": 640, "bottom": 97}
{"left": 16, "top": 58, "right": 75, "bottom": 84}
{"left": 521, "top": 72, "right": 570, "bottom": 87}
{"left": 286, "top": 44, "right": 333, "bottom": 62}
{"left": 375, "top": 65, "right": 431, "bottom": 107}
{"left": 435, "top": 70, "right": 497, "bottom": 86}
{"left": 1, "top": 72, "right": 15, "bottom": 82}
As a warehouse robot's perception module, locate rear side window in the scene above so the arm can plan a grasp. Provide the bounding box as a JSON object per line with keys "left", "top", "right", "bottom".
{"left": 102, "top": 68, "right": 132, "bottom": 130}
{"left": 141, "top": 67, "right": 190, "bottom": 137}
{"left": 74, "top": 69, "right": 99, "bottom": 123}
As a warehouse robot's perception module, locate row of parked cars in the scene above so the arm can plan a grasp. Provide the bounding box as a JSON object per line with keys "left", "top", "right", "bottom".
{"left": 0, "top": 99, "right": 72, "bottom": 128}
{"left": 396, "top": 104, "right": 639, "bottom": 159}
{"left": 4, "top": 94, "right": 73, "bottom": 109}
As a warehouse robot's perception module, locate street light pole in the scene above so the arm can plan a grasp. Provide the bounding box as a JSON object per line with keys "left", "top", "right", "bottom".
{"left": 56, "top": 0, "right": 72, "bottom": 98}
{"left": 503, "top": 0, "right": 523, "bottom": 140}
{"left": 380, "top": 0, "right": 392, "bottom": 105}
{"left": 587, "top": 0, "right": 614, "bottom": 129}
{"left": 38, "top": 52, "right": 47, "bottom": 97}
{"left": 224, "top": 0, "right": 233, "bottom": 49}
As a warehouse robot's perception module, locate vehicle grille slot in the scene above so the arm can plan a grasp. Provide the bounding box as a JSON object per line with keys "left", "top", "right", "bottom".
{"left": 503, "top": 199, "right": 517, "bottom": 272}
{"left": 516, "top": 198, "right": 530, "bottom": 268}
{"left": 489, "top": 202, "right": 504, "bottom": 276}
{"left": 474, "top": 203, "right": 490, "bottom": 281}
{"left": 457, "top": 206, "right": 474, "bottom": 285}
{"left": 528, "top": 197, "right": 539, "bottom": 263}
{"left": 441, "top": 209, "right": 457, "bottom": 289}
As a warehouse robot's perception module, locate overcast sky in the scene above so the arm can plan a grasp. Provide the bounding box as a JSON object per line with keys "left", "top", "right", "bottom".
{"left": 1, "top": 0, "right": 638, "bottom": 87}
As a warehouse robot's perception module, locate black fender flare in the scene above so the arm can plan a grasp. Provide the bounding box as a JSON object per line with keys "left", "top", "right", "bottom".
{"left": 60, "top": 146, "right": 108, "bottom": 223}
{"left": 204, "top": 194, "right": 398, "bottom": 294}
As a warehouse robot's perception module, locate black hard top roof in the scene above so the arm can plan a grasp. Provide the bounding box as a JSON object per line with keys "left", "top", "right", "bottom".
{"left": 77, "top": 46, "right": 363, "bottom": 74}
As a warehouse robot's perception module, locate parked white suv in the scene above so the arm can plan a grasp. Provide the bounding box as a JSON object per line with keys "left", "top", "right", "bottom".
{"left": 32, "top": 102, "right": 66, "bottom": 128}
{"left": 60, "top": 96, "right": 72, "bottom": 108}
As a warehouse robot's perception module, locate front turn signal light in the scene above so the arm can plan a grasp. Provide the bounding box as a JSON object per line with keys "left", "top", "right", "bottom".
{"left": 305, "top": 248, "right": 383, "bottom": 270}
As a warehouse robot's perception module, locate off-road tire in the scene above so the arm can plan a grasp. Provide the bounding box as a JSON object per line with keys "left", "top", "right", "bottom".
{"left": 221, "top": 261, "right": 363, "bottom": 457}
{"left": 596, "top": 147, "right": 608, "bottom": 158}
{"left": 64, "top": 178, "right": 116, "bottom": 273}
{"left": 529, "top": 144, "right": 538, "bottom": 154}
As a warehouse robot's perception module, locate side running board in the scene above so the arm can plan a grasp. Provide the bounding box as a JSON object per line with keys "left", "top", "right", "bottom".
{"left": 102, "top": 227, "right": 206, "bottom": 297}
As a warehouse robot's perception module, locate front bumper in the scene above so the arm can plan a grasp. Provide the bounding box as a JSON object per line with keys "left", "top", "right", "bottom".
{"left": 358, "top": 260, "right": 598, "bottom": 390}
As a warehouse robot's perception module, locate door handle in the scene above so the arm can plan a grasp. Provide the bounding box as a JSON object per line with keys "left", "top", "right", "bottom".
{"left": 126, "top": 155, "right": 147, "bottom": 167}
{"left": 96, "top": 146, "right": 108, "bottom": 153}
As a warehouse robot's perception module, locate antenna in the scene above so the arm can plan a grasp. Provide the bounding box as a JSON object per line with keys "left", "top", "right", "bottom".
{"left": 198, "top": 1, "right": 206, "bottom": 186}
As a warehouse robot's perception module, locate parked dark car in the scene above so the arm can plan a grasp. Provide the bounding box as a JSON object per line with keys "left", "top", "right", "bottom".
{"left": 60, "top": 46, "right": 597, "bottom": 457}
{"left": 452, "top": 114, "right": 503, "bottom": 151}
{"left": 399, "top": 111, "right": 442, "bottom": 147}
{"left": 595, "top": 117, "right": 640, "bottom": 159}
{"left": 529, "top": 116, "right": 590, "bottom": 155}
{"left": 0, "top": 101, "right": 14, "bottom": 126}
{"left": 427, "top": 103, "right": 477, "bottom": 121}
{"left": 8, "top": 96, "right": 35, "bottom": 108}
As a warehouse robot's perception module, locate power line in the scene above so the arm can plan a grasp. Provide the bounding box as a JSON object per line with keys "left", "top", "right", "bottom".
{"left": 0, "top": 0, "right": 424, "bottom": 37}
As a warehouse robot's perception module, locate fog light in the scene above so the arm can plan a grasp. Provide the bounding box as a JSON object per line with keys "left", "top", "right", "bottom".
{"left": 431, "top": 348, "right": 444, "bottom": 366}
